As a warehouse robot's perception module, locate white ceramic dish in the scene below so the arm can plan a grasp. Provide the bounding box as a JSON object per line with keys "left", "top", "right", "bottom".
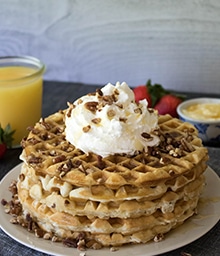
{"left": 0, "top": 164, "right": 220, "bottom": 256}
{"left": 177, "top": 98, "right": 220, "bottom": 145}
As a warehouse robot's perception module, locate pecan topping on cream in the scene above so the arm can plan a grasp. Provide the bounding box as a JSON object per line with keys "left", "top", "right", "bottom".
{"left": 84, "top": 101, "right": 98, "bottom": 113}
{"left": 83, "top": 125, "right": 91, "bottom": 133}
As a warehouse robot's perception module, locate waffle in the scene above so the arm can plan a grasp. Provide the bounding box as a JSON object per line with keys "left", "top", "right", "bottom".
{"left": 18, "top": 163, "right": 205, "bottom": 219}
{"left": 17, "top": 110, "right": 208, "bottom": 248}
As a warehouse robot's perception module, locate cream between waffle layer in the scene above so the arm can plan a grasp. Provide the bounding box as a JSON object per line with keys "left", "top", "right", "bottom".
{"left": 17, "top": 108, "right": 208, "bottom": 248}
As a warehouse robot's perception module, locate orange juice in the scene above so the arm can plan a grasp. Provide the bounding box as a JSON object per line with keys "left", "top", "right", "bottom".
{"left": 0, "top": 58, "right": 45, "bottom": 147}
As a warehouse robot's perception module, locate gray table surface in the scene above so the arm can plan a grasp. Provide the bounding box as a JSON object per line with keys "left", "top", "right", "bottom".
{"left": 0, "top": 81, "right": 219, "bottom": 256}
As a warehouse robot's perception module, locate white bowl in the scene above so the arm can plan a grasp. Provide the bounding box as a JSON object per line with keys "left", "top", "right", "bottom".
{"left": 177, "top": 98, "right": 220, "bottom": 146}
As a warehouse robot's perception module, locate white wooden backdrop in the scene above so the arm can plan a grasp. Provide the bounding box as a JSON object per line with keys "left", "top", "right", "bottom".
{"left": 0, "top": 0, "right": 220, "bottom": 94}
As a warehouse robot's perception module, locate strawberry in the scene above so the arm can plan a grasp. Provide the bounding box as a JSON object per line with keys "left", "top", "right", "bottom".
{"left": 133, "top": 79, "right": 185, "bottom": 117}
{"left": 154, "top": 94, "right": 182, "bottom": 117}
{"left": 0, "top": 143, "right": 7, "bottom": 159}
{"left": 133, "top": 80, "right": 171, "bottom": 108}
{"left": 133, "top": 85, "right": 152, "bottom": 107}
{"left": 0, "top": 124, "right": 15, "bottom": 159}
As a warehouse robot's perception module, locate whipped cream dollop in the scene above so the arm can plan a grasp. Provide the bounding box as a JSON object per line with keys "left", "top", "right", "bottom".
{"left": 65, "top": 82, "right": 160, "bottom": 158}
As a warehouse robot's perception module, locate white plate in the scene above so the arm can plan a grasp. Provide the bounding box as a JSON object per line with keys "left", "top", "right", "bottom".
{"left": 0, "top": 164, "right": 220, "bottom": 256}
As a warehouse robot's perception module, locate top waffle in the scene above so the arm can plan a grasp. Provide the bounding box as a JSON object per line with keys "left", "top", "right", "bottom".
{"left": 21, "top": 110, "right": 208, "bottom": 190}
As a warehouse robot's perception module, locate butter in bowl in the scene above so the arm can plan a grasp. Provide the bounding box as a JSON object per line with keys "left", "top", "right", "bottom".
{"left": 177, "top": 98, "right": 220, "bottom": 146}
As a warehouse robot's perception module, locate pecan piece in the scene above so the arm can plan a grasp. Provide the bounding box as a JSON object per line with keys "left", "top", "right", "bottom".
{"left": 66, "top": 102, "right": 75, "bottom": 117}
{"left": 84, "top": 101, "right": 98, "bottom": 113}
{"left": 64, "top": 199, "right": 70, "bottom": 205}
{"left": 159, "top": 156, "right": 171, "bottom": 165}
{"left": 35, "top": 228, "right": 45, "bottom": 238}
{"left": 134, "top": 108, "right": 142, "bottom": 114}
{"left": 53, "top": 155, "right": 66, "bottom": 163}
{"left": 83, "top": 125, "right": 91, "bottom": 133}
{"left": 96, "top": 88, "right": 103, "bottom": 96}
{"left": 91, "top": 118, "right": 101, "bottom": 124}
{"left": 28, "top": 155, "right": 42, "bottom": 164}
{"left": 96, "top": 155, "right": 105, "bottom": 169}
{"left": 63, "top": 238, "right": 77, "bottom": 248}
{"left": 119, "top": 117, "right": 127, "bottom": 123}
{"left": 1, "top": 199, "right": 8, "bottom": 206}
{"left": 180, "top": 138, "right": 195, "bottom": 152}
{"left": 19, "top": 173, "right": 25, "bottom": 181}
{"left": 103, "top": 95, "right": 116, "bottom": 104}
{"left": 141, "top": 132, "right": 153, "bottom": 141}
{"left": 58, "top": 159, "right": 73, "bottom": 176}
{"left": 39, "top": 118, "right": 51, "bottom": 130}
{"left": 107, "top": 109, "right": 116, "bottom": 118}
{"left": 154, "top": 233, "right": 164, "bottom": 242}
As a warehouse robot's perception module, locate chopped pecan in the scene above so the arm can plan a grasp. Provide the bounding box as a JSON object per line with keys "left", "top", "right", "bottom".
{"left": 26, "top": 213, "right": 32, "bottom": 222}
{"left": 8, "top": 180, "right": 18, "bottom": 195}
{"left": 77, "top": 99, "right": 83, "bottom": 104}
{"left": 53, "top": 155, "right": 66, "bottom": 163}
{"left": 63, "top": 238, "right": 77, "bottom": 248}
{"left": 83, "top": 125, "right": 91, "bottom": 133}
{"left": 159, "top": 156, "right": 171, "bottom": 165}
{"left": 27, "top": 155, "right": 42, "bottom": 164}
{"left": 148, "top": 108, "right": 155, "bottom": 113}
{"left": 1, "top": 198, "right": 8, "bottom": 206}
{"left": 10, "top": 217, "right": 19, "bottom": 224}
{"left": 91, "top": 118, "right": 101, "bottom": 124}
{"left": 34, "top": 228, "right": 45, "bottom": 238}
{"left": 116, "top": 103, "right": 123, "bottom": 109}
{"left": 169, "top": 169, "right": 176, "bottom": 176}
{"left": 39, "top": 132, "right": 51, "bottom": 141}
{"left": 51, "top": 235, "right": 60, "bottom": 242}
{"left": 39, "top": 118, "right": 51, "bottom": 130}
{"left": 96, "top": 88, "right": 103, "bottom": 96}
{"left": 64, "top": 199, "right": 70, "bottom": 205}
{"left": 58, "top": 159, "right": 73, "bottom": 176}
{"left": 180, "top": 138, "right": 195, "bottom": 152}
{"left": 166, "top": 144, "right": 174, "bottom": 152}
{"left": 134, "top": 108, "right": 142, "bottom": 114}
{"left": 77, "top": 164, "right": 86, "bottom": 173}
{"left": 77, "top": 239, "right": 86, "bottom": 251}
{"left": 96, "top": 155, "right": 105, "bottom": 169}
{"left": 103, "top": 95, "right": 116, "bottom": 104}
{"left": 141, "top": 132, "right": 153, "bottom": 141}
{"left": 27, "top": 127, "right": 39, "bottom": 134}
{"left": 107, "top": 109, "right": 116, "bottom": 118}
{"left": 119, "top": 117, "right": 127, "bottom": 123}
{"left": 27, "top": 137, "right": 40, "bottom": 145}
{"left": 114, "top": 88, "right": 119, "bottom": 95}
{"left": 84, "top": 101, "right": 98, "bottom": 113}
{"left": 72, "top": 159, "right": 82, "bottom": 168}
{"left": 19, "top": 173, "right": 25, "bottom": 181}
{"left": 86, "top": 239, "right": 102, "bottom": 249}
{"left": 43, "top": 232, "right": 52, "bottom": 240}
{"left": 154, "top": 233, "right": 164, "bottom": 242}
{"left": 66, "top": 102, "right": 75, "bottom": 117}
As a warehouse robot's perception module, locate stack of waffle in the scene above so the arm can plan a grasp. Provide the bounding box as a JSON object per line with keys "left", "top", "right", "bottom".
{"left": 17, "top": 111, "right": 208, "bottom": 247}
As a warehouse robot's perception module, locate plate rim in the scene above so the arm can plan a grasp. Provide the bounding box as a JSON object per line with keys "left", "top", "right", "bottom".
{"left": 0, "top": 163, "right": 220, "bottom": 256}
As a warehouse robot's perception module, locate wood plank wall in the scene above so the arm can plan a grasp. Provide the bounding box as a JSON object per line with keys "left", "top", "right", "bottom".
{"left": 0, "top": 0, "right": 220, "bottom": 94}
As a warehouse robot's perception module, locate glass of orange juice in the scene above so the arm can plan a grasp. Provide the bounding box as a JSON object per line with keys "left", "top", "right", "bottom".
{"left": 0, "top": 56, "right": 45, "bottom": 147}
